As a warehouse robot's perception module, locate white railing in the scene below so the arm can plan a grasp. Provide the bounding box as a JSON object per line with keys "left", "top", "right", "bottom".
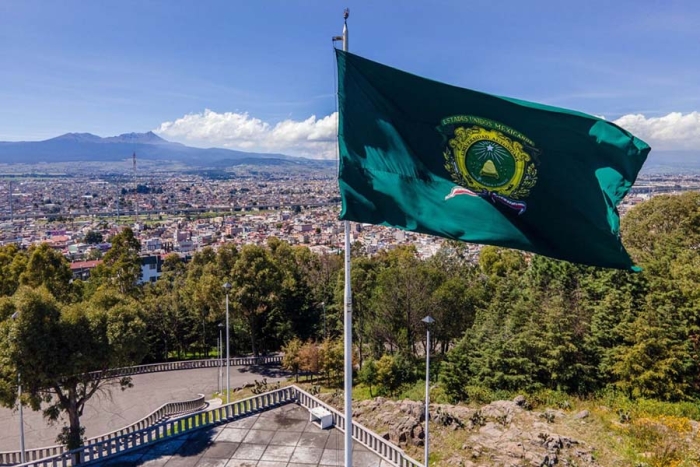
{"left": 293, "top": 387, "right": 423, "bottom": 467}
{"left": 13, "top": 386, "right": 421, "bottom": 467}
{"left": 14, "top": 388, "right": 296, "bottom": 467}
{"left": 93, "top": 355, "right": 282, "bottom": 380}
{"left": 0, "top": 394, "right": 206, "bottom": 466}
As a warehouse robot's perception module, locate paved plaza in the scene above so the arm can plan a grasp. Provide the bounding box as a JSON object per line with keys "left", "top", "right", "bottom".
{"left": 101, "top": 404, "right": 388, "bottom": 467}
{"left": 0, "top": 365, "right": 287, "bottom": 451}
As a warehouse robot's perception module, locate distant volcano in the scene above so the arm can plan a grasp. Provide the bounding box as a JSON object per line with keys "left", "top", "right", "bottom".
{"left": 0, "top": 132, "right": 328, "bottom": 167}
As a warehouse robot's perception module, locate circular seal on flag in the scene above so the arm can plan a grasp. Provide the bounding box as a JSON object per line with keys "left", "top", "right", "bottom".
{"left": 441, "top": 118, "right": 538, "bottom": 213}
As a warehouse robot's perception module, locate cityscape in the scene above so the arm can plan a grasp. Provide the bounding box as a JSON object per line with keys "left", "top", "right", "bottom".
{"left": 2, "top": 2, "right": 700, "bottom": 467}
{"left": 0, "top": 168, "right": 698, "bottom": 271}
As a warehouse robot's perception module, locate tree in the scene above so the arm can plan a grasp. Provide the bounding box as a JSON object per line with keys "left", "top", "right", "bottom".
{"left": 299, "top": 251, "right": 342, "bottom": 318}
{"left": 320, "top": 338, "right": 344, "bottom": 387}
{"left": 0, "top": 287, "right": 147, "bottom": 453}
{"left": 622, "top": 192, "right": 700, "bottom": 277}
{"left": 347, "top": 256, "right": 380, "bottom": 366}
{"left": 182, "top": 262, "right": 223, "bottom": 358}
{"left": 162, "top": 253, "right": 185, "bottom": 275}
{"left": 86, "top": 248, "right": 103, "bottom": 261}
{"left": 299, "top": 341, "right": 321, "bottom": 382}
{"left": 430, "top": 272, "right": 482, "bottom": 354}
{"left": 231, "top": 245, "right": 282, "bottom": 356}
{"left": 440, "top": 336, "right": 472, "bottom": 403}
{"left": 84, "top": 230, "right": 103, "bottom": 245}
{"left": 616, "top": 193, "right": 700, "bottom": 399}
{"left": 479, "top": 246, "right": 527, "bottom": 278}
{"left": 91, "top": 228, "right": 142, "bottom": 296}
{"left": 216, "top": 244, "right": 239, "bottom": 276}
{"left": 359, "top": 359, "right": 378, "bottom": 397}
{"left": 267, "top": 239, "right": 316, "bottom": 345}
{"left": 376, "top": 354, "right": 400, "bottom": 396}
{"left": 20, "top": 243, "right": 73, "bottom": 302}
{"left": 142, "top": 253, "right": 192, "bottom": 361}
{"left": 610, "top": 295, "right": 692, "bottom": 401}
{"left": 371, "top": 247, "right": 439, "bottom": 356}
{"left": 282, "top": 338, "right": 303, "bottom": 382}
{"left": 0, "top": 244, "right": 27, "bottom": 297}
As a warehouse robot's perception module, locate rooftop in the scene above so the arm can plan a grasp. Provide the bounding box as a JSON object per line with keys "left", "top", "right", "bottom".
{"left": 101, "top": 404, "right": 388, "bottom": 467}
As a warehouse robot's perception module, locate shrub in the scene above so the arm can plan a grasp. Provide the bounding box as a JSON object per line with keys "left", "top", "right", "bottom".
{"left": 359, "top": 359, "right": 378, "bottom": 397}
{"left": 298, "top": 341, "right": 321, "bottom": 381}
{"left": 376, "top": 354, "right": 399, "bottom": 396}
{"left": 282, "top": 338, "right": 303, "bottom": 381}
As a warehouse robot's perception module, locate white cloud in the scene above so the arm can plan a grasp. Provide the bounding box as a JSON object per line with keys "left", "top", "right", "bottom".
{"left": 613, "top": 112, "right": 700, "bottom": 150}
{"left": 155, "top": 109, "right": 337, "bottom": 159}
{"left": 157, "top": 109, "right": 700, "bottom": 157}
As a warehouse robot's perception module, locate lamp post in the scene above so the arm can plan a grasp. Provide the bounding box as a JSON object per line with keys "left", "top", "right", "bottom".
{"left": 321, "top": 301, "right": 326, "bottom": 339}
{"left": 422, "top": 315, "right": 435, "bottom": 467}
{"left": 223, "top": 282, "right": 232, "bottom": 404}
{"left": 218, "top": 322, "right": 224, "bottom": 395}
{"left": 11, "top": 312, "right": 25, "bottom": 464}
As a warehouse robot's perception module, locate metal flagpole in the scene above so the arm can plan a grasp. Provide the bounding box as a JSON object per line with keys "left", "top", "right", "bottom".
{"left": 223, "top": 282, "right": 232, "bottom": 404}
{"left": 217, "top": 332, "right": 221, "bottom": 393}
{"left": 11, "top": 312, "right": 25, "bottom": 464}
{"left": 18, "top": 374, "right": 25, "bottom": 464}
{"left": 133, "top": 152, "right": 138, "bottom": 222}
{"left": 422, "top": 316, "right": 435, "bottom": 467}
{"left": 334, "top": 8, "right": 353, "bottom": 467}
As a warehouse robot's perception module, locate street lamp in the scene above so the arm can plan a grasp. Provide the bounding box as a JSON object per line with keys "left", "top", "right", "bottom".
{"left": 218, "top": 323, "right": 224, "bottom": 394}
{"left": 320, "top": 302, "right": 326, "bottom": 339}
{"left": 11, "top": 312, "right": 25, "bottom": 464}
{"left": 223, "top": 282, "right": 232, "bottom": 404}
{"left": 421, "top": 315, "right": 435, "bottom": 467}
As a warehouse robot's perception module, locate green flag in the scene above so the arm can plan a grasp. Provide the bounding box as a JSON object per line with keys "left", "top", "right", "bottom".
{"left": 336, "top": 50, "right": 650, "bottom": 270}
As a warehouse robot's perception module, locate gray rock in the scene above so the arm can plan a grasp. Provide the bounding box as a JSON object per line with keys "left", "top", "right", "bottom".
{"left": 574, "top": 410, "right": 590, "bottom": 420}
{"left": 327, "top": 396, "right": 600, "bottom": 467}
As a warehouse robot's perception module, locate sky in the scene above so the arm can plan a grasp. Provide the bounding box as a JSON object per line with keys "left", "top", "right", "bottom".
{"left": 1, "top": 0, "right": 699, "bottom": 159}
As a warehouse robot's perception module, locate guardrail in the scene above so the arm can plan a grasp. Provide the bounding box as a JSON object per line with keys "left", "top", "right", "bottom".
{"left": 0, "top": 356, "right": 280, "bottom": 465}
{"left": 15, "top": 387, "right": 296, "bottom": 467}
{"left": 94, "top": 355, "right": 282, "bottom": 380}
{"left": 293, "top": 387, "right": 423, "bottom": 467}
{"left": 0, "top": 394, "right": 206, "bottom": 466}
{"left": 13, "top": 385, "right": 421, "bottom": 467}
{"left": 86, "top": 393, "right": 206, "bottom": 446}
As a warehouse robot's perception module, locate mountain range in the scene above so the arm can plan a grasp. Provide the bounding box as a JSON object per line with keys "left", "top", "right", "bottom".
{"left": 0, "top": 132, "right": 698, "bottom": 174}
{"left": 0, "top": 132, "right": 331, "bottom": 168}
{"left": 641, "top": 150, "right": 700, "bottom": 173}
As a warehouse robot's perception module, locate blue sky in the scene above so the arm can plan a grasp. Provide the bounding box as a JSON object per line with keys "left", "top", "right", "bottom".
{"left": 1, "top": 0, "right": 699, "bottom": 158}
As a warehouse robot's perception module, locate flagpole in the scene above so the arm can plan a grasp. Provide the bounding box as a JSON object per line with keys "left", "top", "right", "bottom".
{"left": 340, "top": 8, "right": 353, "bottom": 467}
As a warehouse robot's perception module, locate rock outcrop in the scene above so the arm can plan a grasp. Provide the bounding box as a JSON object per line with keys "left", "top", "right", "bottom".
{"left": 319, "top": 394, "right": 599, "bottom": 467}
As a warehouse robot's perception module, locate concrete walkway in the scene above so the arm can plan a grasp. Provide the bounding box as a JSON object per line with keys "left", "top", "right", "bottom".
{"left": 0, "top": 365, "right": 287, "bottom": 452}
{"left": 101, "top": 404, "right": 388, "bottom": 467}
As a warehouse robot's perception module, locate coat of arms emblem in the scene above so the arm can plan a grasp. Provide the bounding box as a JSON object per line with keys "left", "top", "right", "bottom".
{"left": 440, "top": 116, "right": 539, "bottom": 214}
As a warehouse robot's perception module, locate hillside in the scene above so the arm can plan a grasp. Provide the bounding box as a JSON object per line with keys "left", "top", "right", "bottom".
{"left": 0, "top": 132, "right": 333, "bottom": 169}
{"left": 314, "top": 390, "right": 700, "bottom": 467}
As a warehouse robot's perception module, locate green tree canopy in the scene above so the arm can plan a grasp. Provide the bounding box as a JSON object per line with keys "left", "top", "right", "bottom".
{"left": 90, "top": 227, "right": 142, "bottom": 296}
{"left": 19, "top": 243, "right": 73, "bottom": 302}
{"left": 0, "top": 244, "right": 27, "bottom": 297}
{"left": 0, "top": 287, "right": 147, "bottom": 451}
{"left": 84, "top": 230, "right": 104, "bottom": 245}
{"left": 231, "top": 244, "right": 282, "bottom": 356}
